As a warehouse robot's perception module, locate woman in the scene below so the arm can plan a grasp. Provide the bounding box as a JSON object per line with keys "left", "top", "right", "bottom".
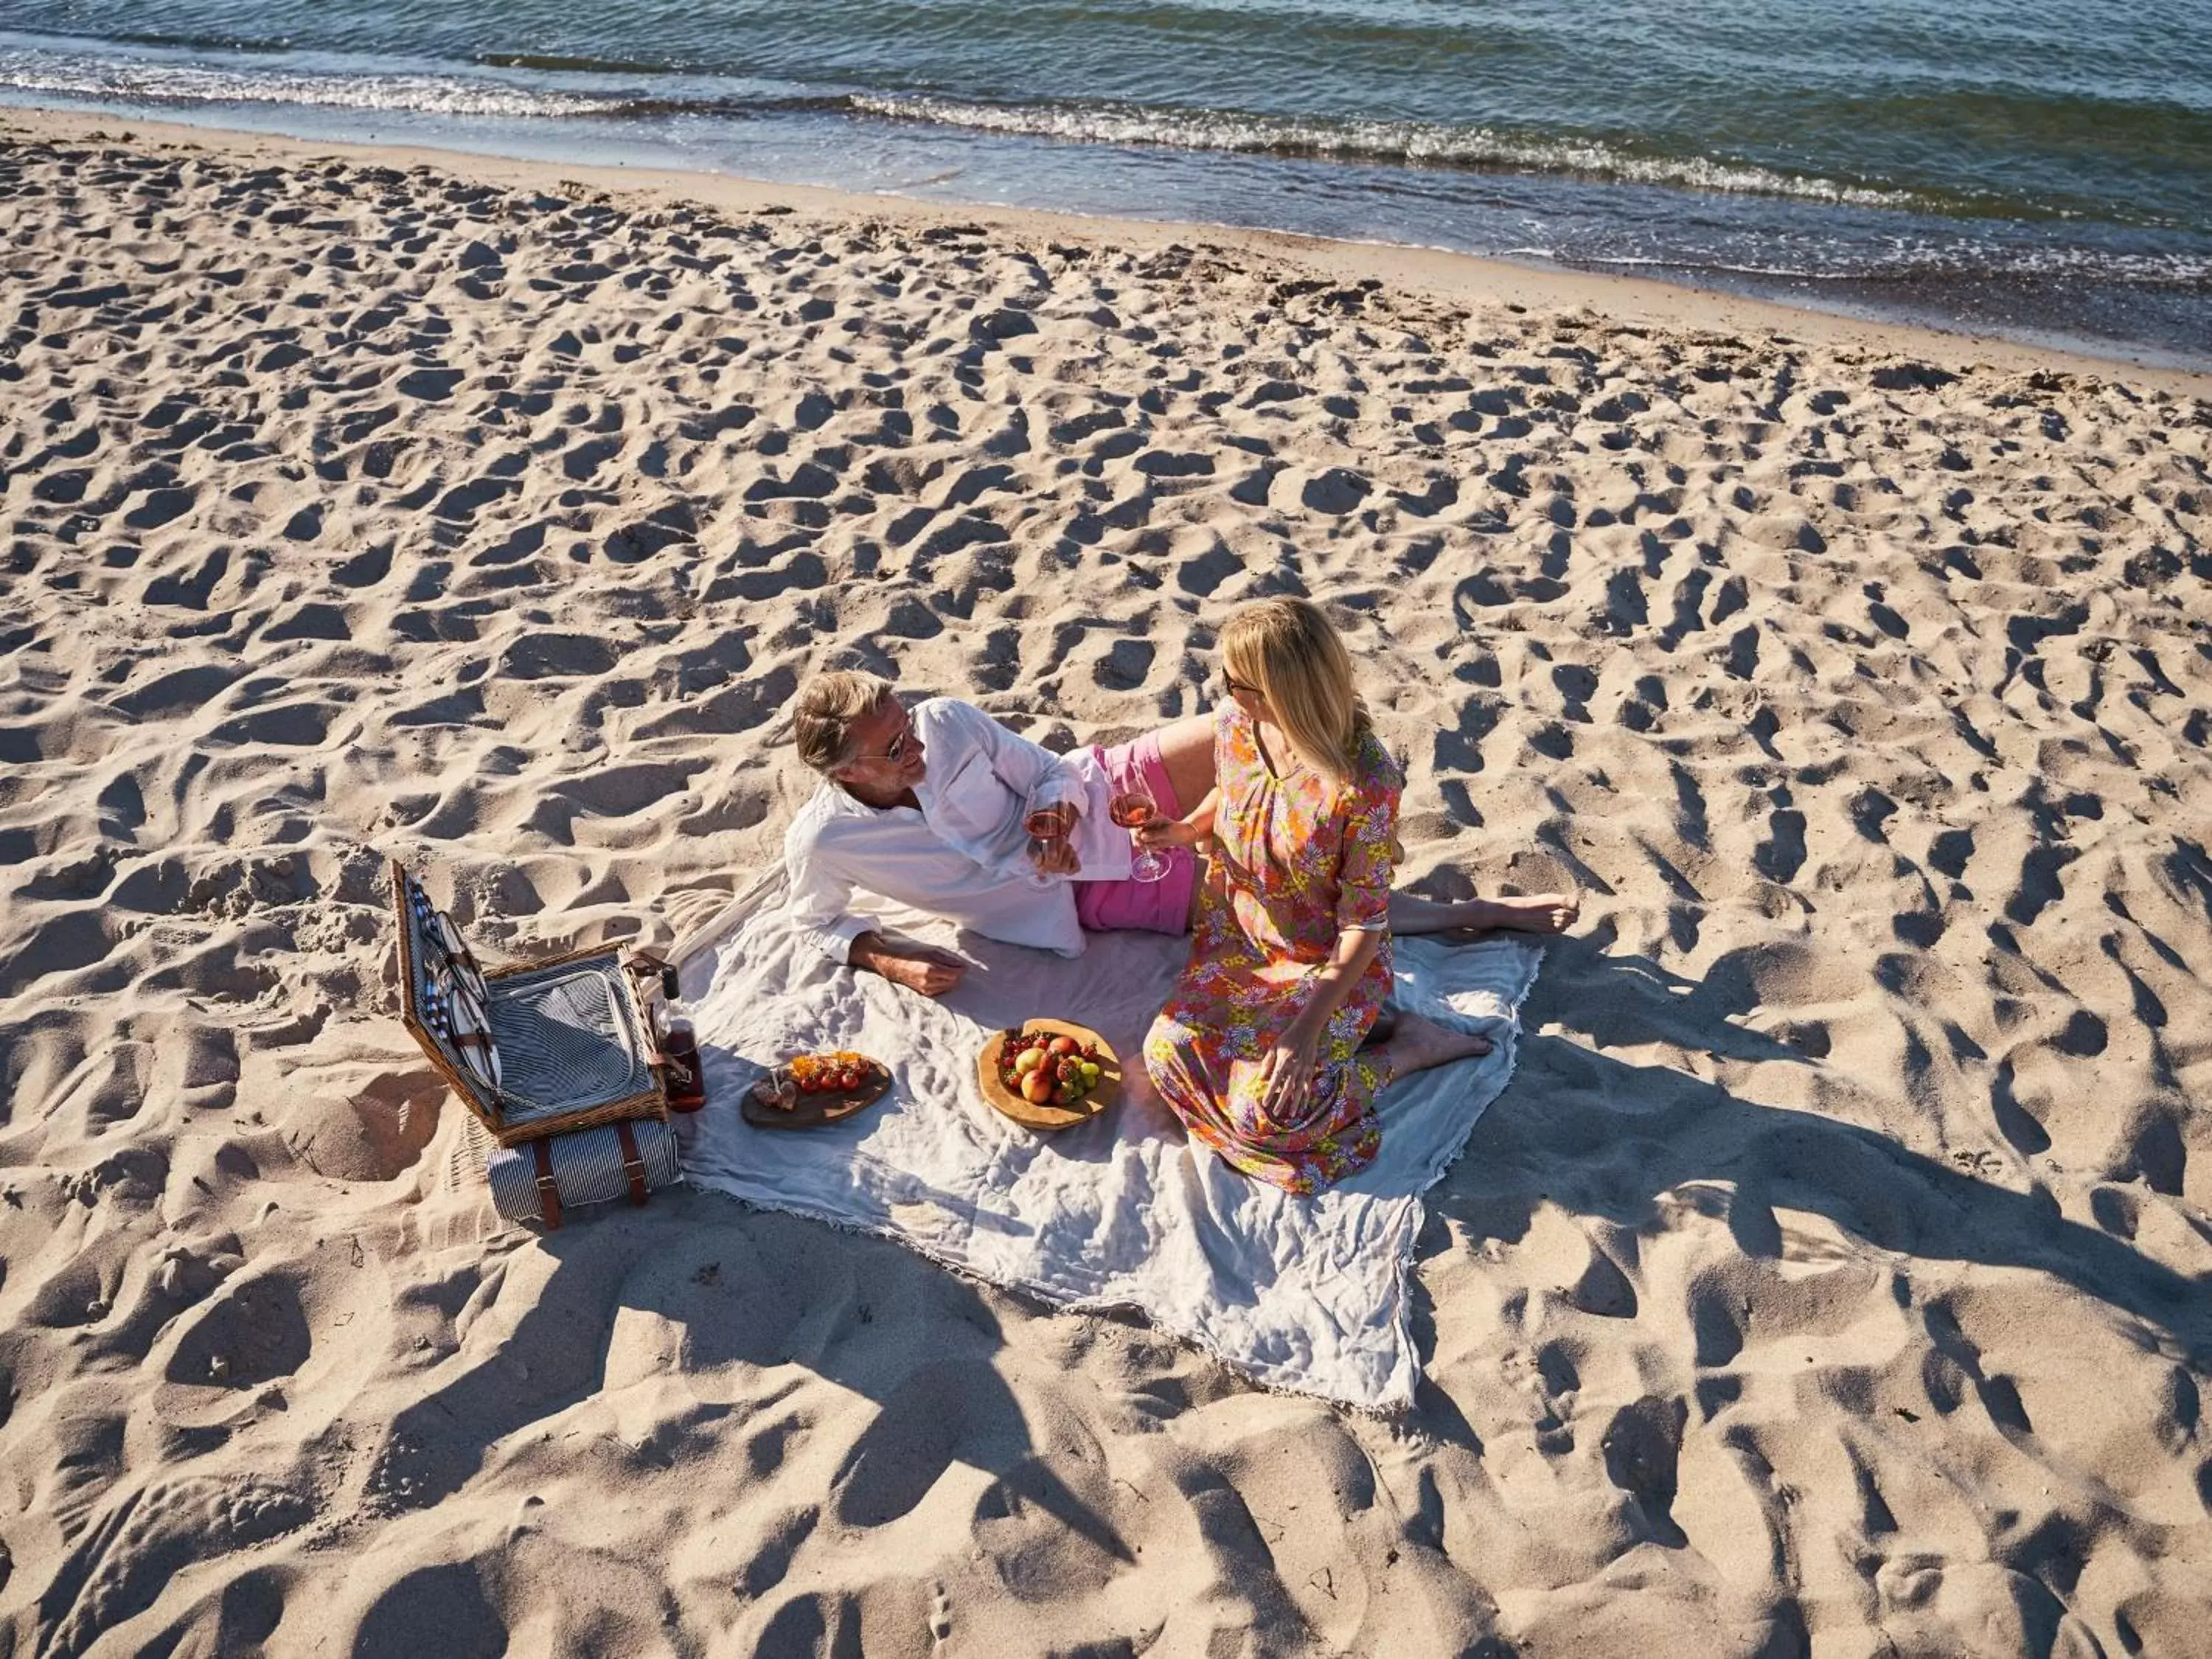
{"left": 1139, "top": 598, "right": 1492, "bottom": 1193}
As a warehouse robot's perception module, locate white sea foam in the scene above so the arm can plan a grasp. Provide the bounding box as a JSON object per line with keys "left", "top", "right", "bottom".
{"left": 2, "top": 41, "right": 2202, "bottom": 296}
{"left": 0, "top": 50, "right": 629, "bottom": 119}
{"left": 848, "top": 92, "right": 1923, "bottom": 210}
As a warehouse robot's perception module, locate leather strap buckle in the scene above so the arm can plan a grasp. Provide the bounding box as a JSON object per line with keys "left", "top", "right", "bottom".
{"left": 614, "top": 1121, "right": 650, "bottom": 1207}
{"left": 529, "top": 1138, "right": 563, "bottom": 1230}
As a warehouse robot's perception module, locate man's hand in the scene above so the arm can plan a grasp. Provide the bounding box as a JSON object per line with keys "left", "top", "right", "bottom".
{"left": 880, "top": 950, "right": 967, "bottom": 996}
{"left": 1029, "top": 800, "right": 1080, "bottom": 838}
{"left": 851, "top": 933, "right": 968, "bottom": 998}
{"left": 1030, "top": 835, "right": 1081, "bottom": 876}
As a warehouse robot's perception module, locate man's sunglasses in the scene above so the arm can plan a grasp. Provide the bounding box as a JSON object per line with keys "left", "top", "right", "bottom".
{"left": 852, "top": 720, "right": 918, "bottom": 766}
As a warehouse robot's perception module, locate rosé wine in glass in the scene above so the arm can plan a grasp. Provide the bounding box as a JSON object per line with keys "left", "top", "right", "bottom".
{"left": 1023, "top": 794, "right": 1067, "bottom": 887}
{"left": 1111, "top": 788, "right": 1169, "bottom": 883}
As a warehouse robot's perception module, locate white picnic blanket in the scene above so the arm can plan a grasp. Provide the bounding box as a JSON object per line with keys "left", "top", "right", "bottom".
{"left": 670, "top": 871, "right": 1543, "bottom": 1409}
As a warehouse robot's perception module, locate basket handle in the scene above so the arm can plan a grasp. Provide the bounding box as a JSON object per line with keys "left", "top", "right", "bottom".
{"left": 623, "top": 950, "right": 681, "bottom": 1001}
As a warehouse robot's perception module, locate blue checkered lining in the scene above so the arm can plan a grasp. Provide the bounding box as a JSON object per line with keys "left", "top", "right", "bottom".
{"left": 403, "top": 876, "right": 491, "bottom": 1102}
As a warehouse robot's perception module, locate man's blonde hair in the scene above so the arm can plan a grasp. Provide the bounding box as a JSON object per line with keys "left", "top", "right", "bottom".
{"left": 793, "top": 669, "right": 894, "bottom": 773}
{"left": 1220, "top": 597, "right": 1370, "bottom": 785}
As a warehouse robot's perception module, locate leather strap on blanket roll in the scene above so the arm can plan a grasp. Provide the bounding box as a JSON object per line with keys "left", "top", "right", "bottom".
{"left": 616, "top": 1121, "right": 650, "bottom": 1206}
{"left": 531, "top": 1138, "right": 563, "bottom": 1229}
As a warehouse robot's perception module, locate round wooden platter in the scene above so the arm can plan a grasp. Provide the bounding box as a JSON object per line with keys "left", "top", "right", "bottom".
{"left": 742, "top": 1056, "right": 894, "bottom": 1130}
{"left": 976, "top": 1018, "right": 1121, "bottom": 1133}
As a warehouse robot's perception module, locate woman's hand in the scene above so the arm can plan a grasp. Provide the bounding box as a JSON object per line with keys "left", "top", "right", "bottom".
{"left": 1252, "top": 1015, "right": 1326, "bottom": 1127}
{"left": 1134, "top": 815, "right": 1206, "bottom": 851}
{"left": 1137, "top": 786, "right": 1220, "bottom": 853}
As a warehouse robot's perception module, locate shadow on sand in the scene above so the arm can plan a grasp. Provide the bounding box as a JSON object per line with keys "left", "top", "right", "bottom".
{"left": 1408, "top": 928, "right": 2211, "bottom": 1441}
{"left": 352, "top": 1196, "right": 1129, "bottom": 1658}
{"left": 345, "top": 925, "right": 2208, "bottom": 1654}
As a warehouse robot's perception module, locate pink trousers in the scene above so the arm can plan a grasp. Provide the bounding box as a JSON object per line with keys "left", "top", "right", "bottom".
{"left": 1072, "top": 731, "right": 1197, "bottom": 934}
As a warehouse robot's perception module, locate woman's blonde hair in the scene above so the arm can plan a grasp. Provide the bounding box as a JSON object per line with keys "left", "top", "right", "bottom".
{"left": 1220, "top": 597, "right": 1370, "bottom": 785}
{"left": 793, "top": 669, "right": 894, "bottom": 773}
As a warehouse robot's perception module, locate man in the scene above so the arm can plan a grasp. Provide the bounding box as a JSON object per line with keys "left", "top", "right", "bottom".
{"left": 784, "top": 670, "right": 1576, "bottom": 998}
{"left": 784, "top": 671, "right": 1212, "bottom": 995}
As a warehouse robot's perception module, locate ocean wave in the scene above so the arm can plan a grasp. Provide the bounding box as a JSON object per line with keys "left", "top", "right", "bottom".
{"left": 475, "top": 51, "right": 684, "bottom": 77}
{"left": 846, "top": 92, "right": 1929, "bottom": 211}
{"left": 0, "top": 51, "right": 634, "bottom": 119}
{"left": 1, "top": 36, "right": 1938, "bottom": 213}
{"left": 1577, "top": 246, "right": 2212, "bottom": 287}
{"left": 6, "top": 38, "right": 2201, "bottom": 254}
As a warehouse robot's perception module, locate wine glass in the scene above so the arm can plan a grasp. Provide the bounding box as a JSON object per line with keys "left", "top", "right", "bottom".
{"left": 1023, "top": 790, "right": 1068, "bottom": 888}
{"left": 1110, "top": 778, "right": 1169, "bottom": 883}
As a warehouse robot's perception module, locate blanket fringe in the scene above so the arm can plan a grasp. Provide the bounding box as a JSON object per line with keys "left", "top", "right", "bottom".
{"left": 678, "top": 1174, "right": 1425, "bottom": 1414}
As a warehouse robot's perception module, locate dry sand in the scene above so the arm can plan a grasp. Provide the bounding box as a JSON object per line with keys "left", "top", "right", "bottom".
{"left": 2, "top": 105, "right": 2210, "bottom": 1657}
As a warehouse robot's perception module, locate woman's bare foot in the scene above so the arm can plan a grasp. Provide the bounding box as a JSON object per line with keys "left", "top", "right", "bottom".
{"left": 1377, "top": 1009, "right": 1492, "bottom": 1079}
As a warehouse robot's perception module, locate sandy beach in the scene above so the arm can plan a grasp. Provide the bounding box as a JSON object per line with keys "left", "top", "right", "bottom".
{"left": 3, "top": 105, "right": 2210, "bottom": 1655}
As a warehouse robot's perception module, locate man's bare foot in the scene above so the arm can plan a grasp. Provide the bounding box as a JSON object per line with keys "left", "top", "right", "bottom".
{"left": 1475, "top": 892, "right": 1579, "bottom": 933}
{"left": 1377, "top": 1009, "right": 1493, "bottom": 1079}
{"left": 1427, "top": 892, "right": 1580, "bottom": 944}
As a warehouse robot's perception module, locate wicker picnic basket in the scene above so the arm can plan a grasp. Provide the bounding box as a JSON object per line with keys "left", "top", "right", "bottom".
{"left": 389, "top": 858, "right": 672, "bottom": 1149}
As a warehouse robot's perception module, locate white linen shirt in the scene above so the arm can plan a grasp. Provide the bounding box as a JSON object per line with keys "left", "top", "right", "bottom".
{"left": 783, "top": 698, "right": 1103, "bottom": 962}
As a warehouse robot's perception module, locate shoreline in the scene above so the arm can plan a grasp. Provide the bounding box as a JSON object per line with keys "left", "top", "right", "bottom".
{"left": 7, "top": 101, "right": 2209, "bottom": 395}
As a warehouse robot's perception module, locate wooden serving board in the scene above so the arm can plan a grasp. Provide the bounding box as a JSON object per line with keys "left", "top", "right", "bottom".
{"left": 976, "top": 1018, "right": 1121, "bottom": 1132}
{"left": 742, "top": 1057, "right": 893, "bottom": 1130}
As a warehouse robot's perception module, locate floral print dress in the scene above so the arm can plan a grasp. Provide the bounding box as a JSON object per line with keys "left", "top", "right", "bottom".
{"left": 1143, "top": 700, "right": 1402, "bottom": 1193}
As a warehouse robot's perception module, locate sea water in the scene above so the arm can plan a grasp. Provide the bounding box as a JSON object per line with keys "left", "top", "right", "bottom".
{"left": 3, "top": 0, "right": 2205, "bottom": 364}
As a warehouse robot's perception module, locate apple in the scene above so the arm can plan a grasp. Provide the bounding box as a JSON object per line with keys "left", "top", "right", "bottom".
{"left": 1021, "top": 1071, "right": 1055, "bottom": 1105}
{"left": 1047, "top": 1036, "right": 1077, "bottom": 1057}
{"left": 1013, "top": 1047, "right": 1046, "bottom": 1077}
